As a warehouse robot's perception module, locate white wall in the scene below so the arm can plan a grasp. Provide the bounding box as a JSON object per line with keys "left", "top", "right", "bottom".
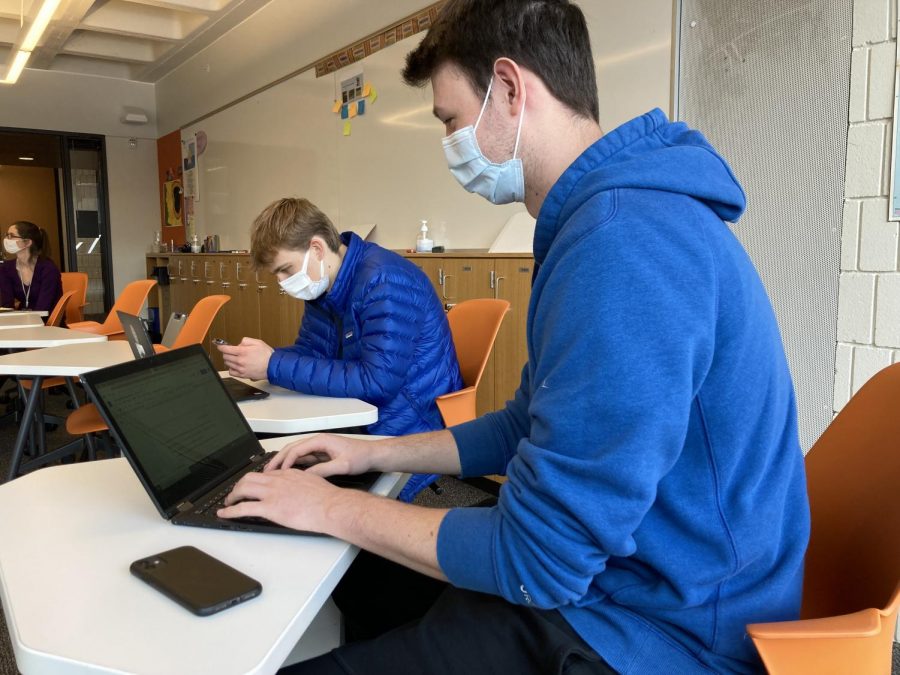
{"left": 175, "top": 0, "right": 673, "bottom": 251}
{"left": 840, "top": 0, "right": 899, "bottom": 643}
{"left": 155, "top": 0, "right": 436, "bottom": 135}
{"left": 0, "top": 68, "right": 160, "bottom": 303}
{"left": 106, "top": 136, "right": 161, "bottom": 299}
{"left": 837, "top": 0, "right": 900, "bottom": 409}
{"left": 0, "top": 68, "right": 157, "bottom": 138}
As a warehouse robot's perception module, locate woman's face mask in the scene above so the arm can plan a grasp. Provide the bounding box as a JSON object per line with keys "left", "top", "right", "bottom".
{"left": 441, "top": 76, "right": 526, "bottom": 205}
{"left": 278, "top": 249, "right": 329, "bottom": 301}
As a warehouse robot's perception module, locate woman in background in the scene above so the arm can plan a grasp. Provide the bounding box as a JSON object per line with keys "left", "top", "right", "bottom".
{"left": 0, "top": 221, "right": 62, "bottom": 315}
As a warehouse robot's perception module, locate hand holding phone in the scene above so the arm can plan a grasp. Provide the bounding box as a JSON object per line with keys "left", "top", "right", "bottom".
{"left": 130, "top": 546, "right": 261, "bottom": 616}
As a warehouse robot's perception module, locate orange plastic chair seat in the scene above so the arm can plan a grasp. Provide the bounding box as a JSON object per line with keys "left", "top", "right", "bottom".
{"left": 65, "top": 403, "right": 108, "bottom": 436}
{"left": 20, "top": 377, "right": 67, "bottom": 391}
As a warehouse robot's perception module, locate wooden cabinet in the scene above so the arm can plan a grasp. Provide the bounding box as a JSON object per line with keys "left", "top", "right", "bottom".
{"left": 147, "top": 250, "right": 531, "bottom": 415}
{"left": 146, "top": 254, "right": 306, "bottom": 366}
{"left": 401, "top": 251, "right": 533, "bottom": 415}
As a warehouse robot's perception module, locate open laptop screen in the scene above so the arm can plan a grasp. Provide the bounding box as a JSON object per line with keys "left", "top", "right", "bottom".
{"left": 83, "top": 346, "right": 260, "bottom": 514}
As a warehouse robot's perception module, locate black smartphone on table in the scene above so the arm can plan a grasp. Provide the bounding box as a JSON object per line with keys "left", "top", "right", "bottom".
{"left": 130, "top": 545, "right": 262, "bottom": 616}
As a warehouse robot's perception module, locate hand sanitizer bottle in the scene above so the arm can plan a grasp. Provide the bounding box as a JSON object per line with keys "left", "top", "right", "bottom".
{"left": 416, "top": 220, "right": 433, "bottom": 253}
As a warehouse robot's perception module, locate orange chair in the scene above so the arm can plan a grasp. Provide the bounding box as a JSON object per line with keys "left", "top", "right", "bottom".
{"left": 20, "top": 290, "right": 78, "bottom": 393}
{"left": 46, "top": 290, "right": 76, "bottom": 328}
{"left": 67, "top": 295, "right": 231, "bottom": 440}
{"left": 153, "top": 294, "right": 231, "bottom": 353}
{"left": 434, "top": 299, "right": 510, "bottom": 427}
{"left": 67, "top": 279, "right": 157, "bottom": 339}
{"left": 746, "top": 362, "right": 900, "bottom": 674}
{"left": 60, "top": 272, "right": 88, "bottom": 324}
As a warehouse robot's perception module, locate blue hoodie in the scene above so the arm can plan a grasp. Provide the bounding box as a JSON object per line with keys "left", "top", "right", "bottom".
{"left": 438, "top": 110, "right": 810, "bottom": 673}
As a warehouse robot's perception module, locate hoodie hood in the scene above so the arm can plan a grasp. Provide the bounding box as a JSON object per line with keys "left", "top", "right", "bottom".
{"left": 534, "top": 108, "right": 746, "bottom": 264}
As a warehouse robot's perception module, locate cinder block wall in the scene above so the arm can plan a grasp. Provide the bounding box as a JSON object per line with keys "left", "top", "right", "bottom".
{"left": 838, "top": 0, "right": 900, "bottom": 410}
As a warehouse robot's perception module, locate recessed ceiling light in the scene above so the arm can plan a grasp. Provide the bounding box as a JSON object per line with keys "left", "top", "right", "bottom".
{"left": 18, "top": 156, "right": 34, "bottom": 161}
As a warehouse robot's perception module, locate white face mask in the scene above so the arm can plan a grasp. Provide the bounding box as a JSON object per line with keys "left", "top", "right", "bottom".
{"left": 278, "top": 249, "right": 329, "bottom": 301}
{"left": 441, "top": 76, "right": 526, "bottom": 204}
{"left": 3, "top": 239, "right": 22, "bottom": 255}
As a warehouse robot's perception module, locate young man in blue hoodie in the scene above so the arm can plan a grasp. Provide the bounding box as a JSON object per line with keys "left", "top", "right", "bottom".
{"left": 219, "top": 1, "right": 810, "bottom": 672}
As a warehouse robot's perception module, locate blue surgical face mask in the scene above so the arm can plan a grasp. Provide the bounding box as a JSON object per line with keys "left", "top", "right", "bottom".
{"left": 442, "top": 76, "right": 526, "bottom": 204}
{"left": 278, "top": 249, "right": 329, "bottom": 301}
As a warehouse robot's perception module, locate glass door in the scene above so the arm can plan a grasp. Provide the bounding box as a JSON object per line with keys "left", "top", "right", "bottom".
{"left": 63, "top": 136, "right": 112, "bottom": 318}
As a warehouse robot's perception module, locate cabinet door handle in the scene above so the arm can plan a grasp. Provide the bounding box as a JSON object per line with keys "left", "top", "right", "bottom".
{"left": 278, "top": 288, "right": 287, "bottom": 296}
{"left": 442, "top": 273, "right": 453, "bottom": 299}
{"left": 490, "top": 270, "right": 496, "bottom": 290}
{"left": 494, "top": 275, "right": 506, "bottom": 299}
{"left": 444, "top": 302, "right": 456, "bottom": 311}
{"left": 221, "top": 282, "right": 230, "bottom": 289}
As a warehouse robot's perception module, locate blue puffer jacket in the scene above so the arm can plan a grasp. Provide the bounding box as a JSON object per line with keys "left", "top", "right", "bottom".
{"left": 267, "top": 232, "right": 463, "bottom": 499}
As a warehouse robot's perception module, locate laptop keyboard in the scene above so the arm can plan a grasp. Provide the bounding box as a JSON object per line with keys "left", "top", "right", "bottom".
{"left": 195, "top": 452, "right": 275, "bottom": 515}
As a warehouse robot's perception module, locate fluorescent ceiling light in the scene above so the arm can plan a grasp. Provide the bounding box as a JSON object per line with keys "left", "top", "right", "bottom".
{"left": 18, "top": 156, "right": 34, "bottom": 161}
{"left": 21, "top": 0, "right": 63, "bottom": 52}
{"left": 3, "top": 50, "right": 30, "bottom": 84}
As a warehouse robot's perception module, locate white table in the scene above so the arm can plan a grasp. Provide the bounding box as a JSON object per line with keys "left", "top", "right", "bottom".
{"left": 222, "top": 374, "right": 378, "bottom": 434}
{"left": 0, "top": 342, "right": 378, "bottom": 478}
{"left": 0, "top": 310, "right": 47, "bottom": 320}
{"left": 0, "top": 313, "right": 43, "bottom": 329}
{"left": 0, "top": 334, "right": 111, "bottom": 480}
{"left": 0, "top": 326, "right": 107, "bottom": 348}
{"left": 0, "top": 437, "right": 405, "bottom": 674}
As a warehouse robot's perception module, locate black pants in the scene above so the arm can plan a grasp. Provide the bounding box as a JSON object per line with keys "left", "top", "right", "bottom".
{"left": 282, "top": 552, "right": 617, "bottom": 675}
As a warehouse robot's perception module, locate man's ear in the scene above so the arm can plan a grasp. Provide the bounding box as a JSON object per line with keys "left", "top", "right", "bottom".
{"left": 492, "top": 57, "right": 526, "bottom": 117}
{"left": 309, "top": 237, "right": 325, "bottom": 260}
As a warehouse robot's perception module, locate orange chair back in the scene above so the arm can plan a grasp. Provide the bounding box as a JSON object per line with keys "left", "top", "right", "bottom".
{"left": 747, "top": 362, "right": 900, "bottom": 674}
{"left": 170, "top": 295, "right": 230, "bottom": 349}
{"left": 447, "top": 299, "right": 510, "bottom": 388}
{"left": 99, "top": 279, "right": 157, "bottom": 335}
{"left": 47, "top": 291, "right": 76, "bottom": 327}
{"left": 60, "top": 272, "right": 88, "bottom": 324}
{"left": 435, "top": 299, "right": 509, "bottom": 427}
{"left": 801, "top": 363, "right": 900, "bottom": 621}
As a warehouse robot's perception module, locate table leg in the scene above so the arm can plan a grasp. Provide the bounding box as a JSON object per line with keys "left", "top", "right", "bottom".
{"left": 6, "top": 376, "right": 43, "bottom": 481}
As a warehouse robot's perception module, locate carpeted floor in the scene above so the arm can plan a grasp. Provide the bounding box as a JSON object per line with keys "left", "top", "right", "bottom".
{"left": 0, "top": 383, "right": 896, "bottom": 674}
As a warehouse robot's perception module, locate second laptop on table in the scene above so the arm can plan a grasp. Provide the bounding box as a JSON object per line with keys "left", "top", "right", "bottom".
{"left": 117, "top": 311, "right": 270, "bottom": 402}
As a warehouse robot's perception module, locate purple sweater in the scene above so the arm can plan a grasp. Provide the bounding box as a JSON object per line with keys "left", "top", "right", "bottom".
{"left": 0, "top": 257, "right": 62, "bottom": 313}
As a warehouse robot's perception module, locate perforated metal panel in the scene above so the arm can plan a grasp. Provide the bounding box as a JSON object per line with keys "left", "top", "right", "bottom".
{"left": 676, "top": 0, "right": 851, "bottom": 451}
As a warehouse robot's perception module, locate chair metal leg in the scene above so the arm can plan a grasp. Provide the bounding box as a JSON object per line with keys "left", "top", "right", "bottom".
{"left": 6, "top": 376, "right": 43, "bottom": 481}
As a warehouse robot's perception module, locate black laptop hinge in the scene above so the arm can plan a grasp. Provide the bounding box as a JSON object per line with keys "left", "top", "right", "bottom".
{"left": 175, "top": 501, "right": 193, "bottom": 514}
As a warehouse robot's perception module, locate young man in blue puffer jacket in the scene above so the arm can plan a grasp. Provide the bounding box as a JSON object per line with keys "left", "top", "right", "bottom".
{"left": 218, "top": 197, "right": 462, "bottom": 500}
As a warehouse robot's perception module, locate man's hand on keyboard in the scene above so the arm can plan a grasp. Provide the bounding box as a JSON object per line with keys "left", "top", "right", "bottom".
{"left": 265, "top": 434, "right": 376, "bottom": 478}
{"left": 217, "top": 467, "right": 351, "bottom": 533}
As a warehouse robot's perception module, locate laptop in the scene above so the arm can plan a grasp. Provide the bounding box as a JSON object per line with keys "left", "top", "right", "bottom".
{"left": 117, "top": 311, "right": 269, "bottom": 402}
{"left": 80, "top": 344, "right": 380, "bottom": 535}
{"left": 118, "top": 311, "right": 155, "bottom": 359}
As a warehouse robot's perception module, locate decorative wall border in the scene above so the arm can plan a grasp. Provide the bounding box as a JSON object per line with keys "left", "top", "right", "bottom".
{"left": 313, "top": 1, "right": 447, "bottom": 77}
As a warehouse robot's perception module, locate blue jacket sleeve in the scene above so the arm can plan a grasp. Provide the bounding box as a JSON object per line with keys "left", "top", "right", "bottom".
{"left": 437, "top": 205, "right": 717, "bottom": 609}
{"left": 450, "top": 365, "right": 532, "bottom": 477}
{"left": 266, "top": 279, "right": 418, "bottom": 405}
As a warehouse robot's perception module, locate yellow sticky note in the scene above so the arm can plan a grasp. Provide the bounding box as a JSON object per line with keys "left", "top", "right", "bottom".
{"left": 331, "top": 100, "right": 341, "bottom": 113}
{"left": 363, "top": 83, "right": 371, "bottom": 97}
{"left": 349, "top": 104, "right": 357, "bottom": 119}
{"left": 343, "top": 121, "right": 351, "bottom": 136}
{"left": 369, "top": 86, "right": 377, "bottom": 104}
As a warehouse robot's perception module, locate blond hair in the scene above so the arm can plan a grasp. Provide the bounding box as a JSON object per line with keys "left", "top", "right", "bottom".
{"left": 250, "top": 198, "right": 341, "bottom": 268}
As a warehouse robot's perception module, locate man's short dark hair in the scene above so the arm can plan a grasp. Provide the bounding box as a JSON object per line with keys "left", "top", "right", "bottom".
{"left": 403, "top": 0, "right": 599, "bottom": 123}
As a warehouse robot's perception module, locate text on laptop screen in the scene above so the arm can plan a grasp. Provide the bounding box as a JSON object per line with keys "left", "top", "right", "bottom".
{"left": 91, "top": 353, "right": 252, "bottom": 498}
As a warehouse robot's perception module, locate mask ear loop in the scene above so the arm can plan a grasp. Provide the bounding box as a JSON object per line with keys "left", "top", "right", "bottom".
{"left": 298, "top": 248, "right": 311, "bottom": 275}
{"left": 512, "top": 86, "right": 526, "bottom": 160}
{"left": 473, "top": 76, "right": 495, "bottom": 131}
